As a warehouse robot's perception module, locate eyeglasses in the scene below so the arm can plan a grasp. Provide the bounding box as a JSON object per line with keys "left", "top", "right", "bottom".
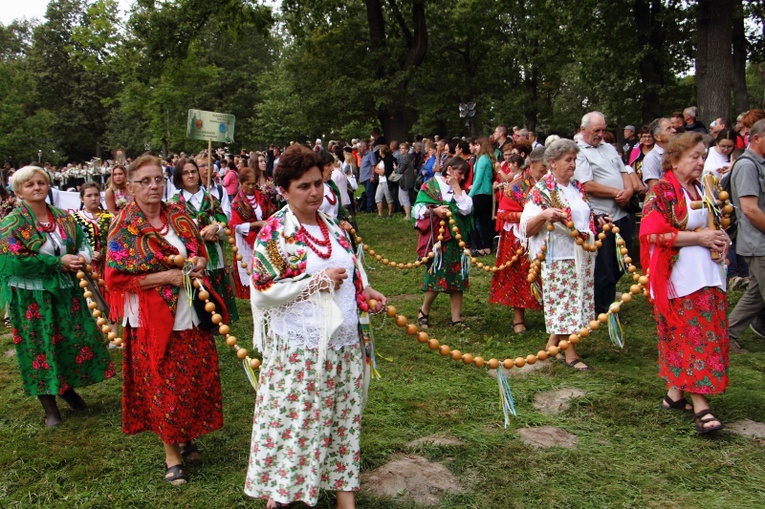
{"left": 182, "top": 170, "right": 199, "bottom": 176}
{"left": 131, "top": 176, "right": 165, "bottom": 187}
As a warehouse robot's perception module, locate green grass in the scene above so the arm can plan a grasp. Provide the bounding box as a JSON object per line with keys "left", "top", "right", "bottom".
{"left": 2, "top": 212, "right": 765, "bottom": 508}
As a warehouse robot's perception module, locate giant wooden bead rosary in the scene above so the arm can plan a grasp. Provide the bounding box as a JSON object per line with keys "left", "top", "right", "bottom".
{"left": 75, "top": 262, "right": 122, "bottom": 345}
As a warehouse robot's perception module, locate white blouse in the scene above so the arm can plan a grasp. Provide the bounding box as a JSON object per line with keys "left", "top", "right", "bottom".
{"left": 668, "top": 189, "right": 726, "bottom": 298}
{"left": 412, "top": 175, "right": 473, "bottom": 220}
{"left": 182, "top": 189, "right": 225, "bottom": 270}
{"left": 269, "top": 223, "right": 359, "bottom": 349}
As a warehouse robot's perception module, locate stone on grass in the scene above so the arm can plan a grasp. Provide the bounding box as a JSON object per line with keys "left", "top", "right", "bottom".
{"left": 532, "top": 388, "right": 586, "bottom": 415}
{"left": 361, "top": 454, "right": 463, "bottom": 506}
{"left": 4, "top": 349, "right": 15, "bottom": 358}
{"left": 407, "top": 435, "right": 464, "bottom": 448}
{"left": 727, "top": 419, "right": 765, "bottom": 439}
{"left": 518, "top": 426, "right": 578, "bottom": 449}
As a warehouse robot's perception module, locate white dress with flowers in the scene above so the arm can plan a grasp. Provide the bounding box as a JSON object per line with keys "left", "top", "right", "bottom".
{"left": 244, "top": 208, "right": 368, "bottom": 506}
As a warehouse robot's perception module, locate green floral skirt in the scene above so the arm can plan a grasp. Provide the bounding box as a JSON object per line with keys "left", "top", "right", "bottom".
{"left": 9, "top": 286, "right": 115, "bottom": 396}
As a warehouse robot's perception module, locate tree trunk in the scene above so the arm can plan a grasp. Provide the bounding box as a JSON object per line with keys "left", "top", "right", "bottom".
{"left": 379, "top": 103, "right": 415, "bottom": 142}
{"left": 696, "top": 0, "right": 733, "bottom": 125}
{"left": 365, "top": 0, "right": 428, "bottom": 140}
{"left": 634, "top": 0, "right": 665, "bottom": 123}
{"left": 731, "top": 0, "right": 749, "bottom": 114}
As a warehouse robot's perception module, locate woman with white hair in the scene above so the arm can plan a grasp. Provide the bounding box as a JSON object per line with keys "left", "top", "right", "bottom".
{"left": 521, "top": 140, "right": 606, "bottom": 371}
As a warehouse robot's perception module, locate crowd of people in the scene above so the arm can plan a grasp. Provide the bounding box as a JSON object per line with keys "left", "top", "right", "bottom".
{"left": 3, "top": 105, "right": 765, "bottom": 506}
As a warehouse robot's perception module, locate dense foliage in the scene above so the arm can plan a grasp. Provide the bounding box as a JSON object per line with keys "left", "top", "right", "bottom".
{"left": 1, "top": 0, "right": 764, "bottom": 164}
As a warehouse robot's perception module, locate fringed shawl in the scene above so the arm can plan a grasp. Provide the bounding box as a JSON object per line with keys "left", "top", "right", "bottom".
{"left": 73, "top": 210, "right": 113, "bottom": 275}
{"left": 496, "top": 169, "right": 536, "bottom": 232}
{"left": 0, "top": 202, "right": 88, "bottom": 303}
{"left": 104, "top": 200, "right": 212, "bottom": 372}
{"left": 639, "top": 170, "right": 700, "bottom": 329}
{"left": 231, "top": 189, "right": 275, "bottom": 248}
{"left": 249, "top": 207, "right": 371, "bottom": 384}
{"left": 413, "top": 177, "right": 474, "bottom": 238}
{"left": 170, "top": 188, "right": 227, "bottom": 268}
{"left": 521, "top": 173, "right": 596, "bottom": 258}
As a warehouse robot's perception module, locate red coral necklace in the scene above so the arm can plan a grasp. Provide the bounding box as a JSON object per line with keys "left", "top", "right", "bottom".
{"left": 299, "top": 214, "right": 332, "bottom": 259}
{"left": 152, "top": 214, "right": 170, "bottom": 236}
{"left": 38, "top": 210, "right": 56, "bottom": 233}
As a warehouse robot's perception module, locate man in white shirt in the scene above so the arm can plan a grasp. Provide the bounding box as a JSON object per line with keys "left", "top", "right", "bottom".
{"left": 574, "top": 111, "right": 635, "bottom": 315}
{"left": 641, "top": 117, "right": 676, "bottom": 190}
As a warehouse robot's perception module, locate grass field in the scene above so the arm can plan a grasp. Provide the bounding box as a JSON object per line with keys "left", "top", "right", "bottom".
{"left": 2, "top": 212, "right": 765, "bottom": 508}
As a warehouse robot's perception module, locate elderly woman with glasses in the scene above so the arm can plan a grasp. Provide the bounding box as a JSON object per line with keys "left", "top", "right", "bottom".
{"left": 106, "top": 154, "right": 227, "bottom": 485}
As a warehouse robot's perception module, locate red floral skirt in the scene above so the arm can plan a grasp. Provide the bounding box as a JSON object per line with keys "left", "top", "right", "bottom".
{"left": 489, "top": 228, "right": 542, "bottom": 310}
{"left": 122, "top": 326, "right": 224, "bottom": 444}
{"left": 654, "top": 286, "right": 729, "bottom": 395}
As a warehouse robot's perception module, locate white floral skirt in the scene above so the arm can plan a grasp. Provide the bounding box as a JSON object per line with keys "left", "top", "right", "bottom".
{"left": 244, "top": 340, "right": 364, "bottom": 506}
{"left": 541, "top": 259, "right": 595, "bottom": 335}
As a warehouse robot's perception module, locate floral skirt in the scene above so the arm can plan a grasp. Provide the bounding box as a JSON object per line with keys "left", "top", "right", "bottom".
{"left": 654, "top": 286, "right": 729, "bottom": 394}
{"left": 421, "top": 239, "right": 468, "bottom": 293}
{"left": 541, "top": 259, "right": 594, "bottom": 335}
{"left": 244, "top": 341, "right": 364, "bottom": 506}
{"left": 9, "top": 286, "right": 115, "bottom": 396}
{"left": 489, "top": 228, "right": 542, "bottom": 310}
{"left": 122, "top": 326, "right": 223, "bottom": 444}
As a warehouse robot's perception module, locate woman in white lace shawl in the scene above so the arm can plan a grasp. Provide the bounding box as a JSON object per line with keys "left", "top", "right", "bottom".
{"left": 244, "top": 144, "right": 386, "bottom": 509}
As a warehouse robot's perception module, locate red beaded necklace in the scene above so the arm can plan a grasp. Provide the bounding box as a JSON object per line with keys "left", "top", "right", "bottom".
{"left": 154, "top": 214, "right": 170, "bottom": 236}
{"left": 38, "top": 210, "right": 57, "bottom": 233}
{"left": 299, "top": 214, "right": 332, "bottom": 259}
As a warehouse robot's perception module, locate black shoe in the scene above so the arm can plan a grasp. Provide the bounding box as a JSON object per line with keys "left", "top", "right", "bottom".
{"left": 60, "top": 388, "right": 87, "bottom": 411}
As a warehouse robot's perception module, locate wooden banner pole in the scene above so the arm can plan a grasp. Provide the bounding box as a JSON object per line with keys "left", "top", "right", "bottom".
{"left": 207, "top": 139, "right": 212, "bottom": 189}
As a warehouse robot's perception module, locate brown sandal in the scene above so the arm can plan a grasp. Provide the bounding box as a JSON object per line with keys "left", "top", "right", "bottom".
{"left": 694, "top": 409, "right": 723, "bottom": 435}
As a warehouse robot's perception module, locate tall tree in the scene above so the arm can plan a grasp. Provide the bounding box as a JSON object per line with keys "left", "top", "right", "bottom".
{"left": 695, "top": 0, "right": 734, "bottom": 124}
{"left": 364, "top": 0, "right": 428, "bottom": 140}
{"left": 731, "top": 0, "right": 749, "bottom": 114}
